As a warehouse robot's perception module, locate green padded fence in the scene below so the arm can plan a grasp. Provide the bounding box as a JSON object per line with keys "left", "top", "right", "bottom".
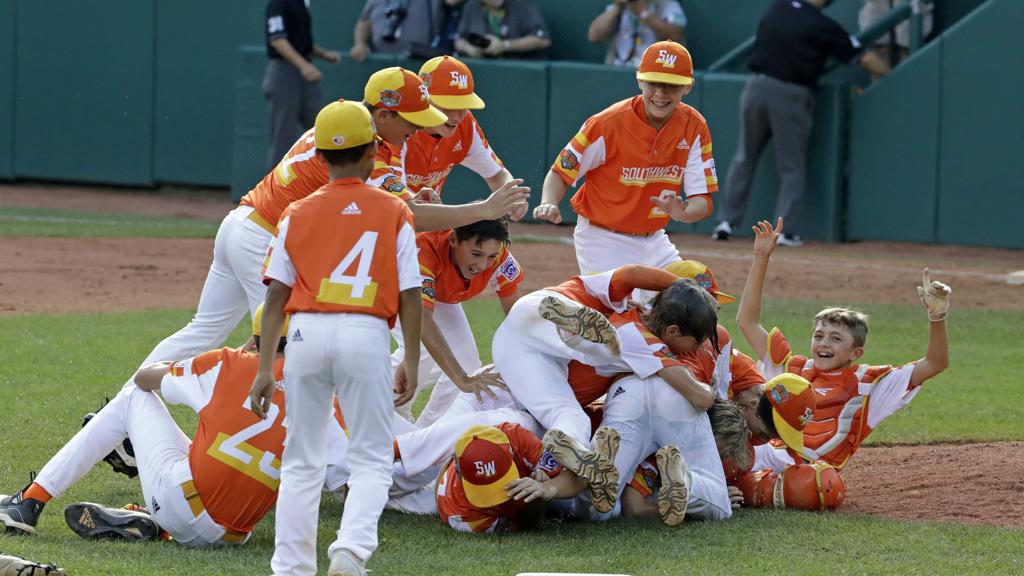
{"left": 848, "top": 40, "right": 941, "bottom": 243}
{"left": 14, "top": 0, "right": 156, "bottom": 186}
{"left": 0, "top": 0, "right": 14, "bottom": 180}
{"left": 154, "top": 1, "right": 236, "bottom": 187}
{"left": 936, "top": 0, "right": 1023, "bottom": 248}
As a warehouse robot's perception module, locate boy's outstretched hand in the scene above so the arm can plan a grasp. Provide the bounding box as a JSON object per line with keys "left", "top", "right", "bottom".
{"left": 752, "top": 217, "right": 784, "bottom": 258}
{"left": 917, "top": 268, "right": 952, "bottom": 322}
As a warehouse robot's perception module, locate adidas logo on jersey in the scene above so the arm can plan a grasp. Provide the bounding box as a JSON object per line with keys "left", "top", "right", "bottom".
{"left": 612, "top": 386, "right": 625, "bottom": 399}
{"left": 677, "top": 138, "right": 689, "bottom": 150}
{"left": 291, "top": 329, "right": 303, "bottom": 342}
{"left": 453, "top": 141, "right": 463, "bottom": 152}
{"left": 342, "top": 202, "right": 361, "bottom": 216}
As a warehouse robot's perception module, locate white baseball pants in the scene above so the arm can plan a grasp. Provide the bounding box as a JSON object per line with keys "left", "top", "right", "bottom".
{"left": 141, "top": 206, "right": 271, "bottom": 367}
{"left": 573, "top": 216, "right": 681, "bottom": 276}
{"left": 272, "top": 313, "right": 395, "bottom": 576}
{"left": 492, "top": 290, "right": 603, "bottom": 446}
{"left": 34, "top": 383, "right": 238, "bottom": 546}
{"left": 599, "top": 374, "right": 732, "bottom": 521}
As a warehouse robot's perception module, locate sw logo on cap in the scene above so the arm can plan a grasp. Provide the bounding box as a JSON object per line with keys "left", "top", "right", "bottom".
{"left": 655, "top": 49, "right": 677, "bottom": 69}
{"left": 418, "top": 84, "right": 430, "bottom": 101}
{"left": 473, "top": 460, "right": 497, "bottom": 478}
{"left": 800, "top": 406, "right": 813, "bottom": 427}
{"left": 450, "top": 71, "right": 469, "bottom": 89}
{"left": 380, "top": 89, "right": 402, "bottom": 108}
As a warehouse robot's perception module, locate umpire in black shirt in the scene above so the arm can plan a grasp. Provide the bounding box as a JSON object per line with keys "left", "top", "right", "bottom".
{"left": 713, "top": 0, "right": 889, "bottom": 246}
{"left": 263, "top": 0, "right": 341, "bottom": 170}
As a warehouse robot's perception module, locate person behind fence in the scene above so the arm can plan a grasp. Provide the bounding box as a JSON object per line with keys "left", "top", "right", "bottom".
{"left": 351, "top": 0, "right": 444, "bottom": 61}
{"left": 712, "top": 0, "right": 890, "bottom": 247}
{"left": 587, "top": 0, "right": 687, "bottom": 68}
{"left": 454, "top": 0, "right": 551, "bottom": 60}
{"left": 263, "top": 0, "right": 340, "bottom": 171}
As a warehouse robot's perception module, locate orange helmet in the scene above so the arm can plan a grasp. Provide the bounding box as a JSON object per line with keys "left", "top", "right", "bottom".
{"left": 775, "top": 462, "right": 846, "bottom": 511}
{"left": 732, "top": 469, "right": 776, "bottom": 509}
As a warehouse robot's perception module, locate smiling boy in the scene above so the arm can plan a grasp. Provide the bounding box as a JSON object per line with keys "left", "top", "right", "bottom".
{"left": 736, "top": 218, "right": 952, "bottom": 472}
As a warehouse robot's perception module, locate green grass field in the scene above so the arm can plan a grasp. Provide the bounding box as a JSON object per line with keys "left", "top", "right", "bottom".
{"left": 1, "top": 297, "right": 1022, "bottom": 575}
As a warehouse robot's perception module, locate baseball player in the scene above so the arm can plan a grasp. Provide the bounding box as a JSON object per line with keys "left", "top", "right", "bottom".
{"left": 494, "top": 269, "right": 720, "bottom": 513}
{"left": 404, "top": 56, "right": 527, "bottom": 220}
{"left": 366, "top": 66, "right": 530, "bottom": 229}
{"left": 435, "top": 423, "right": 585, "bottom": 534}
{"left": 392, "top": 218, "right": 524, "bottom": 427}
{"left": 249, "top": 100, "right": 422, "bottom": 576}
{"left": 535, "top": 40, "right": 718, "bottom": 275}
{"left": 0, "top": 306, "right": 302, "bottom": 547}
{"left": 140, "top": 66, "right": 525, "bottom": 371}
{"left": 736, "top": 218, "right": 951, "bottom": 476}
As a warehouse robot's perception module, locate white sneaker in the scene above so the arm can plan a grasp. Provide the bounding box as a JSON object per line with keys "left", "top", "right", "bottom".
{"left": 538, "top": 295, "right": 620, "bottom": 356}
{"left": 655, "top": 445, "right": 691, "bottom": 527}
{"left": 712, "top": 221, "right": 732, "bottom": 240}
{"left": 776, "top": 234, "right": 803, "bottom": 247}
{"left": 327, "top": 550, "right": 365, "bottom": 576}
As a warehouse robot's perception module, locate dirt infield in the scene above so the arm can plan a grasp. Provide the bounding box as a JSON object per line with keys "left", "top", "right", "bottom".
{"left": 2, "top": 184, "right": 1024, "bottom": 527}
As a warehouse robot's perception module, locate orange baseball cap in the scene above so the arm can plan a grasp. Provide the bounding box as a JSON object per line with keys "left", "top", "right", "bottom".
{"left": 418, "top": 56, "right": 485, "bottom": 110}
{"left": 313, "top": 99, "right": 376, "bottom": 151}
{"left": 764, "top": 373, "right": 816, "bottom": 460}
{"left": 363, "top": 67, "right": 447, "bottom": 128}
{"left": 663, "top": 260, "right": 736, "bottom": 304}
{"left": 454, "top": 425, "right": 521, "bottom": 509}
{"left": 636, "top": 41, "right": 694, "bottom": 86}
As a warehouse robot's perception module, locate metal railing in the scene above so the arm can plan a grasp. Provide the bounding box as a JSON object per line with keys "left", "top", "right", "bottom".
{"left": 706, "top": 0, "right": 929, "bottom": 72}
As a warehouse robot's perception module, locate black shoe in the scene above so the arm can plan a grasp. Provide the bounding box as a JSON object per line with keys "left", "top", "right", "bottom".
{"left": 0, "top": 476, "right": 45, "bottom": 535}
{"left": 83, "top": 400, "right": 139, "bottom": 478}
{"left": 64, "top": 502, "right": 160, "bottom": 541}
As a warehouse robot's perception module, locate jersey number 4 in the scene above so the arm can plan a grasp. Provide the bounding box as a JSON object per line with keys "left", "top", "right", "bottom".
{"left": 317, "top": 231, "right": 379, "bottom": 307}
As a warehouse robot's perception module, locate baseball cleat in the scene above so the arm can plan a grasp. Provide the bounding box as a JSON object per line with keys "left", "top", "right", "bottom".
{"left": 327, "top": 549, "right": 366, "bottom": 576}
{"left": 64, "top": 502, "right": 160, "bottom": 541}
{"left": 543, "top": 427, "right": 620, "bottom": 514}
{"left": 0, "top": 481, "right": 45, "bottom": 535}
{"left": 655, "top": 444, "right": 691, "bottom": 527}
{"left": 0, "top": 552, "right": 66, "bottom": 576}
{"left": 538, "top": 295, "right": 620, "bottom": 356}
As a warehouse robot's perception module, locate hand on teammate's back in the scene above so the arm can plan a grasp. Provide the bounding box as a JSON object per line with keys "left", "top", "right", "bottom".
{"left": 249, "top": 372, "right": 277, "bottom": 419}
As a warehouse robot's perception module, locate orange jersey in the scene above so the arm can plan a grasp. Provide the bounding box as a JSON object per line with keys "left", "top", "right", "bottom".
{"left": 242, "top": 131, "right": 411, "bottom": 228}
{"left": 368, "top": 138, "right": 415, "bottom": 201}
{"left": 404, "top": 113, "right": 503, "bottom": 195}
{"left": 547, "top": 265, "right": 679, "bottom": 315}
{"left": 163, "top": 348, "right": 286, "bottom": 534}
{"left": 240, "top": 129, "right": 328, "bottom": 228}
{"left": 551, "top": 96, "right": 718, "bottom": 234}
{"left": 263, "top": 178, "right": 420, "bottom": 325}
{"left": 763, "top": 328, "right": 917, "bottom": 470}
{"left": 610, "top": 308, "right": 687, "bottom": 379}
{"left": 435, "top": 422, "right": 561, "bottom": 534}
{"left": 416, "top": 229, "right": 523, "bottom": 310}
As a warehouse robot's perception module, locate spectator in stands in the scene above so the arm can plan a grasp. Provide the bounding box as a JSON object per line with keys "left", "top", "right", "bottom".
{"left": 588, "top": 0, "right": 687, "bottom": 68}
{"left": 263, "top": 0, "right": 340, "bottom": 171}
{"left": 712, "top": 0, "right": 890, "bottom": 247}
{"left": 350, "top": 0, "right": 445, "bottom": 61}
{"left": 859, "top": 0, "right": 933, "bottom": 74}
{"left": 454, "top": 0, "right": 551, "bottom": 60}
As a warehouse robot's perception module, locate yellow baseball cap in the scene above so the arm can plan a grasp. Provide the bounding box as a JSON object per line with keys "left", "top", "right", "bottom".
{"left": 252, "top": 303, "right": 290, "bottom": 339}
{"left": 763, "top": 373, "right": 816, "bottom": 461}
{"left": 454, "top": 425, "right": 521, "bottom": 509}
{"left": 418, "top": 56, "right": 485, "bottom": 110}
{"left": 663, "top": 260, "right": 736, "bottom": 304}
{"left": 636, "top": 41, "right": 694, "bottom": 86}
{"left": 313, "top": 99, "right": 376, "bottom": 151}
{"left": 364, "top": 67, "right": 447, "bottom": 128}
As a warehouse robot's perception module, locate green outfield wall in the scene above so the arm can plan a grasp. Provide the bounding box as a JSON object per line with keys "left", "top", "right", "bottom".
{"left": 0, "top": 0, "right": 14, "bottom": 180}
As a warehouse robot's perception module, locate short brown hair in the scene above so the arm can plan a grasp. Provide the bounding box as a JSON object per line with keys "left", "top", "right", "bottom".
{"left": 813, "top": 307, "right": 869, "bottom": 347}
{"left": 648, "top": 278, "right": 720, "bottom": 353}
{"left": 709, "top": 399, "right": 751, "bottom": 472}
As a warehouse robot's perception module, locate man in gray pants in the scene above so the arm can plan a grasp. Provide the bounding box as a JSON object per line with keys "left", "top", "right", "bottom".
{"left": 713, "top": 0, "right": 889, "bottom": 246}
{"left": 263, "top": 0, "right": 341, "bottom": 171}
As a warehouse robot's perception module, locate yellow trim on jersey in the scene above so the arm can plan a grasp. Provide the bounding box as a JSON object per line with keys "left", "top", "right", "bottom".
{"left": 419, "top": 264, "right": 435, "bottom": 277}
{"left": 207, "top": 433, "right": 282, "bottom": 491}
{"left": 573, "top": 132, "right": 590, "bottom": 149}
{"left": 317, "top": 278, "right": 379, "bottom": 308}
{"left": 701, "top": 143, "right": 713, "bottom": 154}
